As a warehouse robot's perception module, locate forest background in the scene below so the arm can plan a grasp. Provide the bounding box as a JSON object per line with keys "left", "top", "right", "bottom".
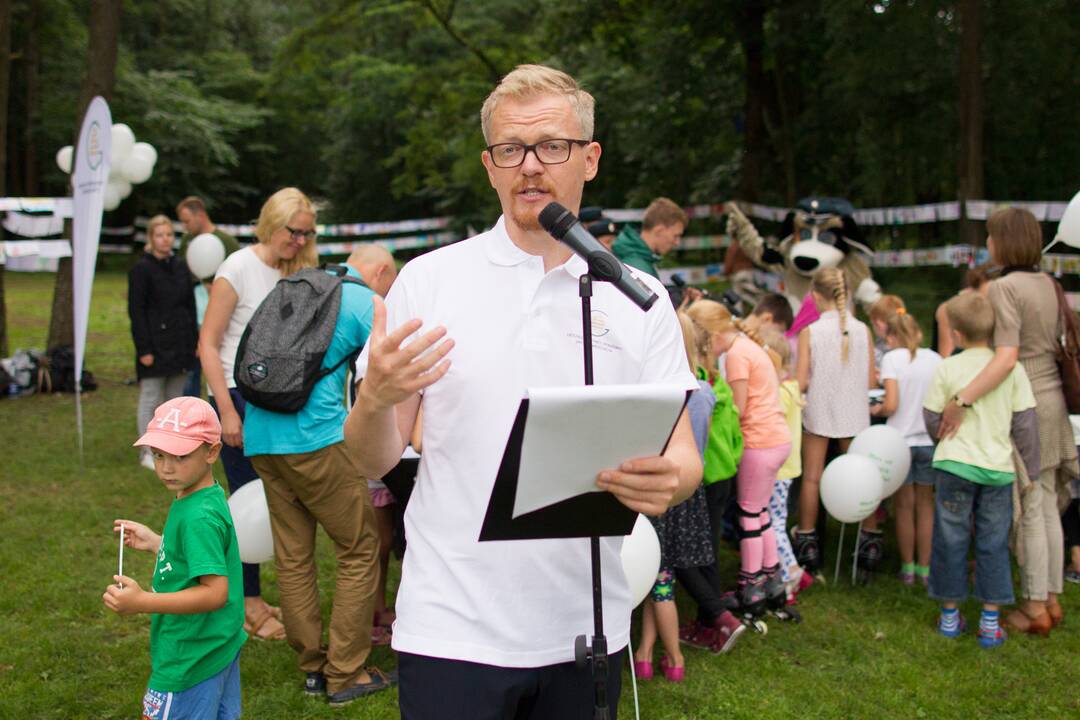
{"left": 0, "top": 0, "right": 1078, "bottom": 354}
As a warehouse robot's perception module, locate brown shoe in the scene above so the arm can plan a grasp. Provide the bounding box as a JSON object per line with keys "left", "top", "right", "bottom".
{"left": 1046, "top": 600, "right": 1064, "bottom": 628}
{"left": 1003, "top": 609, "right": 1052, "bottom": 637}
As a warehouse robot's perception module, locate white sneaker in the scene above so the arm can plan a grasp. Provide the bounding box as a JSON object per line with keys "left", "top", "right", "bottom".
{"left": 140, "top": 452, "right": 156, "bottom": 470}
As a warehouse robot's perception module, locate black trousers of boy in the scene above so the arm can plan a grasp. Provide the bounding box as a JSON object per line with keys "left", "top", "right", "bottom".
{"left": 398, "top": 650, "right": 624, "bottom": 720}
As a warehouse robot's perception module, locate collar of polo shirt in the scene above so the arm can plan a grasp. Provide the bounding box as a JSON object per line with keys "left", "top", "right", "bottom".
{"left": 484, "top": 216, "right": 589, "bottom": 279}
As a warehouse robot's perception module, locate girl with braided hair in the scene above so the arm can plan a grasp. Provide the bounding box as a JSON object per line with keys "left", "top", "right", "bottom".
{"left": 792, "top": 268, "right": 875, "bottom": 575}
{"left": 687, "top": 300, "right": 791, "bottom": 619}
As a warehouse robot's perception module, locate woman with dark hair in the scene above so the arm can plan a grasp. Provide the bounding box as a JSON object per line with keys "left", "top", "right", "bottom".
{"left": 128, "top": 215, "right": 197, "bottom": 469}
{"left": 938, "top": 207, "right": 1078, "bottom": 635}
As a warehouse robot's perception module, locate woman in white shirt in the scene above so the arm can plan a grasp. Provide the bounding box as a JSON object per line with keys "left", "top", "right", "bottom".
{"left": 199, "top": 187, "right": 318, "bottom": 639}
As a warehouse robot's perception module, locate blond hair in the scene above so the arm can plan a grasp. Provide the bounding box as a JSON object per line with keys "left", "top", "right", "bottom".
{"left": 254, "top": 187, "right": 318, "bottom": 278}
{"left": 885, "top": 310, "right": 923, "bottom": 361}
{"left": 686, "top": 299, "right": 767, "bottom": 375}
{"left": 869, "top": 294, "right": 906, "bottom": 325}
{"left": 946, "top": 292, "right": 995, "bottom": 344}
{"left": 760, "top": 328, "right": 791, "bottom": 375}
{"left": 145, "top": 214, "right": 174, "bottom": 250}
{"left": 677, "top": 311, "right": 708, "bottom": 375}
{"left": 811, "top": 267, "right": 851, "bottom": 363}
{"left": 480, "top": 64, "right": 595, "bottom": 144}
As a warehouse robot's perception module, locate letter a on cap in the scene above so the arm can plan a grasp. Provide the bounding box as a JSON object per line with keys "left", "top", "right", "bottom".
{"left": 157, "top": 407, "right": 186, "bottom": 431}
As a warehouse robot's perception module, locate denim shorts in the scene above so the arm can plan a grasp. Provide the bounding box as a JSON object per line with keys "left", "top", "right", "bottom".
{"left": 903, "top": 445, "right": 935, "bottom": 487}
{"left": 142, "top": 653, "right": 241, "bottom": 720}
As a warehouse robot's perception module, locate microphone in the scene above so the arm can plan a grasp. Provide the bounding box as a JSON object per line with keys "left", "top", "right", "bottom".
{"left": 539, "top": 202, "right": 658, "bottom": 311}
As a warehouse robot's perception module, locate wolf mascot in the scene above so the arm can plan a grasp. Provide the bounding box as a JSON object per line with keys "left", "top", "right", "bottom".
{"left": 727, "top": 197, "right": 881, "bottom": 333}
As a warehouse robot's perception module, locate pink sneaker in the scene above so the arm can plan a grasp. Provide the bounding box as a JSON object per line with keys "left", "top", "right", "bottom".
{"left": 659, "top": 655, "right": 685, "bottom": 683}
{"left": 632, "top": 659, "right": 653, "bottom": 680}
{"left": 679, "top": 620, "right": 716, "bottom": 650}
{"left": 709, "top": 612, "right": 746, "bottom": 654}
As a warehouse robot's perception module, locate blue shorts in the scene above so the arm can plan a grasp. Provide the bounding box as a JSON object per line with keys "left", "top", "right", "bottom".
{"left": 903, "top": 446, "right": 935, "bottom": 487}
{"left": 142, "top": 653, "right": 241, "bottom": 720}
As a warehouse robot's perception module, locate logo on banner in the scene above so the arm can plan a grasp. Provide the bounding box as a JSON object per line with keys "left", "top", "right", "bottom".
{"left": 85, "top": 121, "right": 104, "bottom": 170}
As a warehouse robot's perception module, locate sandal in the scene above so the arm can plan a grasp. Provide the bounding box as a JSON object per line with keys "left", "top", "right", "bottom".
{"left": 1002, "top": 609, "right": 1051, "bottom": 637}
{"left": 371, "top": 624, "right": 392, "bottom": 646}
{"left": 245, "top": 611, "right": 287, "bottom": 641}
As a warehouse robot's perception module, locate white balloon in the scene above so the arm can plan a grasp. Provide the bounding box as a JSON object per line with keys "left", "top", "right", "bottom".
{"left": 110, "top": 123, "right": 136, "bottom": 165}
{"left": 820, "top": 454, "right": 882, "bottom": 524}
{"left": 620, "top": 514, "right": 662, "bottom": 607}
{"left": 186, "top": 233, "right": 226, "bottom": 280}
{"left": 103, "top": 182, "right": 122, "bottom": 211}
{"left": 228, "top": 479, "right": 274, "bottom": 564}
{"left": 132, "top": 142, "right": 158, "bottom": 166}
{"left": 122, "top": 153, "right": 154, "bottom": 185}
{"left": 116, "top": 179, "right": 133, "bottom": 200}
{"left": 56, "top": 145, "right": 74, "bottom": 174}
{"left": 849, "top": 424, "right": 912, "bottom": 499}
{"left": 1056, "top": 189, "right": 1080, "bottom": 249}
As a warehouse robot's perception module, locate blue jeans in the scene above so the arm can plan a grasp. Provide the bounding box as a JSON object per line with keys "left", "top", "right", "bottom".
{"left": 142, "top": 653, "right": 240, "bottom": 720}
{"left": 928, "top": 469, "right": 1014, "bottom": 605}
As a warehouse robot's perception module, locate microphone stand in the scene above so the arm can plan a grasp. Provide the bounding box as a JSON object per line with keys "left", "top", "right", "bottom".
{"left": 573, "top": 272, "right": 610, "bottom": 720}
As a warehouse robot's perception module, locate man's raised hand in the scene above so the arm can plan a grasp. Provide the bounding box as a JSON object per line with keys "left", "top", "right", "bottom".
{"left": 360, "top": 296, "right": 454, "bottom": 411}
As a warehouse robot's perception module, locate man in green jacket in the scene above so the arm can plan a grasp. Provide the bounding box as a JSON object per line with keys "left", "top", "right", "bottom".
{"left": 612, "top": 196, "right": 687, "bottom": 279}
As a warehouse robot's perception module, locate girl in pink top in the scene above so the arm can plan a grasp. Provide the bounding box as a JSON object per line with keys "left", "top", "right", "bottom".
{"left": 687, "top": 300, "right": 792, "bottom": 618}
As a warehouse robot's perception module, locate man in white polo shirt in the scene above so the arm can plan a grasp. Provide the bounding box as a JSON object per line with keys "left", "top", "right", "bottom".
{"left": 345, "top": 64, "right": 702, "bottom": 719}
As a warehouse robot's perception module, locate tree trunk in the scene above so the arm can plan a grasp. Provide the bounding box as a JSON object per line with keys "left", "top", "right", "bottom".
{"left": 22, "top": 0, "right": 40, "bottom": 195}
{"left": 957, "top": 0, "right": 984, "bottom": 246}
{"left": 0, "top": 0, "right": 13, "bottom": 357}
{"left": 736, "top": 0, "right": 768, "bottom": 203}
{"left": 46, "top": 0, "right": 121, "bottom": 353}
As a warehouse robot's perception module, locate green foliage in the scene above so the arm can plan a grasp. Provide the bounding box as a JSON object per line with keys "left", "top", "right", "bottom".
{"left": 3, "top": 0, "right": 1077, "bottom": 227}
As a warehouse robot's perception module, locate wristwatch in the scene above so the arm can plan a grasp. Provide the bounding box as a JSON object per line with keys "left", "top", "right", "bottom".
{"left": 952, "top": 394, "right": 972, "bottom": 408}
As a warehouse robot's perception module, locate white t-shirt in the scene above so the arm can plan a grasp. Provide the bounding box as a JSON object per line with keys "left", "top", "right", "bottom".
{"left": 212, "top": 246, "right": 281, "bottom": 392}
{"left": 880, "top": 346, "right": 942, "bottom": 446}
{"left": 357, "top": 217, "right": 696, "bottom": 667}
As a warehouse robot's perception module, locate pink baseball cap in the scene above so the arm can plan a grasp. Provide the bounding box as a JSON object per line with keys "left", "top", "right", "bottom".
{"left": 134, "top": 396, "right": 222, "bottom": 456}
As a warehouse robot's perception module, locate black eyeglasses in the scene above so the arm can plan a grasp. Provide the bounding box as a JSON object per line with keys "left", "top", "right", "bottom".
{"left": 285, "top": 226, "right": 317, "bottom": 241}
{"left": 486, "top": 139, "right": 590, "bottom": 168}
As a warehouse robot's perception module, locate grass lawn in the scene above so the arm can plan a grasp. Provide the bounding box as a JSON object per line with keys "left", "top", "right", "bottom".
{"left": 2, "top": 269, "right": 1079, "bottom": 719}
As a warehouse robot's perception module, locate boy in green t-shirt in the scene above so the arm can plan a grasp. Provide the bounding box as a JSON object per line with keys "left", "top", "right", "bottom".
{"left": 922, "top": 292, "right": 1039, "bottom": 649}
{"left": 103, "top": 397, "right": 247, "bottom": 718}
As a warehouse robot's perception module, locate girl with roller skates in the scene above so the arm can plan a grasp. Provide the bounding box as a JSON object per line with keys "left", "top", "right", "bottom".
{"left": 793, "top": 268, "right": 874, "bottom": 580}
{"left": 687, "top": 300, "right": 791, "bottom": 625}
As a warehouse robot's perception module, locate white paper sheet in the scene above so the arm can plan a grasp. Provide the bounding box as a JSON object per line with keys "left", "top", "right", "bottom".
{"left": 512, "top": 383, "right": 687, "bottom": 518}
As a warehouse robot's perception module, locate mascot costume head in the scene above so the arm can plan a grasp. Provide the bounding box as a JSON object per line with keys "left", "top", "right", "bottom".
{"left": 727, "top": 197, "right": 882, "bottom": 334}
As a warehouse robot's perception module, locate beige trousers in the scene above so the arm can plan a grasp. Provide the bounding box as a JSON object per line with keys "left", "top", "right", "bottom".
{"left": 252, "top": 442, "right": 379, "bottom": 694}
{"left": 1020, "top": 467, "right": 1065, "bottom": 601}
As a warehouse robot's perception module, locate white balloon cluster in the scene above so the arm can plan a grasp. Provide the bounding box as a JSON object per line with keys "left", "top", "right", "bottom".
{"left": 820, "top": 424, "right": 911, "bottom": 524}
{"left": 54, "top": 123, "right": 158, "bottom": 211}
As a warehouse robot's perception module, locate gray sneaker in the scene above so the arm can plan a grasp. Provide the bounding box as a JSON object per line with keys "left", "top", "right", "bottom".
{"left": 327, "top": 667, "right": 397, "bottom": 707}
{"left": 1066, "top": 569, "right": 1080, "bottom": 584}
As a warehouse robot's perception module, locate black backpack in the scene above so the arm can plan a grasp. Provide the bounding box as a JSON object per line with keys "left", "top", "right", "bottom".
{"left": 234, "top": 265, "right": 365, "bottom": 413}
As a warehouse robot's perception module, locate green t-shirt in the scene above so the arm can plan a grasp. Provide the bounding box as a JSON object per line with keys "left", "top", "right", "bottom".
{"left": 180, "top": 227, "right": 242, "bottom": 259}
{"left": 150, "top": 483, "right": 246, "bottom": 692}
{"left": 611, "top": 226, "right": 660, "bottom": 279}
{"left": 923, "top": 347, "right": 1036, "bottom": 483}
{"left": 699, "top": 367, "right": 744, "bottom": 484}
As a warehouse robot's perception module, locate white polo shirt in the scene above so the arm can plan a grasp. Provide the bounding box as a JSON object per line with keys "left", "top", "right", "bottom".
{"left": 357, "top": 216, "right": 696, "bottom": 667}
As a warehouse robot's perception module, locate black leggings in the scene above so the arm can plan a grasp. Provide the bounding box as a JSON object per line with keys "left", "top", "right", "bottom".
{"left": 677, "top": 479, "right": 733, "bottom": 625}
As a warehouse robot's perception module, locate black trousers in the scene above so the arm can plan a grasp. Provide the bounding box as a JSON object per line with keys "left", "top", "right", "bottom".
{"left": 1063, "top": 498, "right": 1080, "bottom": 553}
{"left": 398, "top": 650, "right": 624, "bottom": 720}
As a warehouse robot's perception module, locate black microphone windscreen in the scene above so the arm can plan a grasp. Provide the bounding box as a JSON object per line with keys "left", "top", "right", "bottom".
{"left": 539, "top": 202, "right": 574, "bottom": 239}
